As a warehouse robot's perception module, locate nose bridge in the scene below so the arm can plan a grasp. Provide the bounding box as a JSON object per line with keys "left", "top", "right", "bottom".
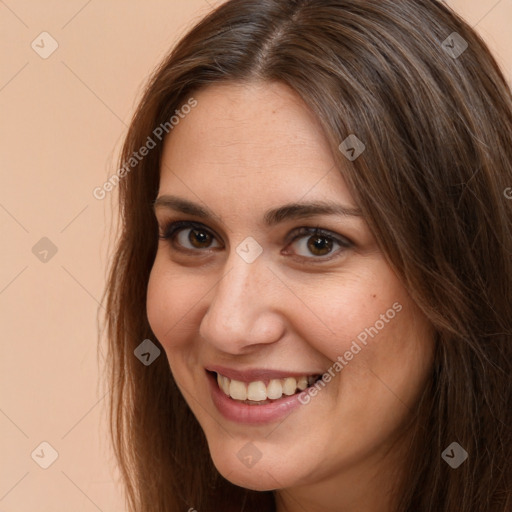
{"left": 199, "top": 249, "right": 283, "bottom": 352}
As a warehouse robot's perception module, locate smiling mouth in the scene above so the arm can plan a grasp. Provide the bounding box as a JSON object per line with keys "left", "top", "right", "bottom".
{"left": 209, "top": 371, "right": 323, "bottom": 405}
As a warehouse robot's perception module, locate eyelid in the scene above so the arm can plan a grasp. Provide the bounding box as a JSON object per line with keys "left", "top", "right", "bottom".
{"left": 287, "top": 226, "right": 352, "bottom": 247}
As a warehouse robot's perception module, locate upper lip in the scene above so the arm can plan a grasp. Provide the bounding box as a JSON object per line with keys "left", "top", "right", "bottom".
{"left": 205, "top": 365, "right": 322, "bottom": 383}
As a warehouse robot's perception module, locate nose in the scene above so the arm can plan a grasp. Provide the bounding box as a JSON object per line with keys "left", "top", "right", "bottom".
{"left": 198, "top": 250, "right": 286, "bottom": 354}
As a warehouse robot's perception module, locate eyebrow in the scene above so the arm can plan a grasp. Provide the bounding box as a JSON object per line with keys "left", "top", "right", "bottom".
{"left": 153, "top": 195, "right": 363, "bottom": 227}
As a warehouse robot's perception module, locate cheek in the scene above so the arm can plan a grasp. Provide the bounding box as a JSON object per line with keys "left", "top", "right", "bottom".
{"left": 305, "top": 265, "right": 433, "bottom": 399}
{"left": 146, "top": 258, "right": 195, "bottom": 347}
{"left": 325, "top": 290, "right": 433, "bottom": 418}
{"left": 146, "top": 263, "right": 167, "bottom": 340}
{"left": 298, "top": 267, "right": 403, "bottom": 359}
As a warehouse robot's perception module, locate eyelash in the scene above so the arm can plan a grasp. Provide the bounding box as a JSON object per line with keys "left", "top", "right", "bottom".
{"left": 158, "top": 220, "right": 353, "bottom": 263}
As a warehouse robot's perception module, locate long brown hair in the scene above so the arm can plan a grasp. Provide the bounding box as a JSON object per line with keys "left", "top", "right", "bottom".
{"left": 101, "top": 1, "right": 512, "bottom": 510}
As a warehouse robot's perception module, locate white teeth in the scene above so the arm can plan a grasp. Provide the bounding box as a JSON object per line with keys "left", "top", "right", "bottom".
{"left": 266, "top": 379, "right": 283, "bottom": 399}
{"left": 229, "top": 379, "right": 247, "bottom": 400}
{"left": 282, "top": 377, "right": 297, "bottom": 395}
{"left": 297, "top": 376, "right": 308, "bottom": 391}
{"left": 217, "top": 373, "right": 319, "bottom": 402}
{"left": 218, "top": 374, "right": 230, "bottom": 395}
{"left": 247, "top": 381, "right": 267, "bottom": 401}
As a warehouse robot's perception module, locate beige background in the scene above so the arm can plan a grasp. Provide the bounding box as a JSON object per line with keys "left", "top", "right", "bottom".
{"left": 1, "top": 1, "right": 510, "bottom": 510}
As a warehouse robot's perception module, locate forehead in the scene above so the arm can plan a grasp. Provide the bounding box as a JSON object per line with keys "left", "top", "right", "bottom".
{"left": 158, "top": 81, "right": 356, "bottom": 213}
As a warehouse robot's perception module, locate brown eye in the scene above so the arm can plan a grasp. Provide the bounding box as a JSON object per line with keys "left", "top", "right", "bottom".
{"left": 287, "top": 226, "right": 352, "bottom": 261}
{"left": 159, "top": 221, "right": 221, "bottom": 251}
{"left": 305, "top": 235, "right": 334, "bottom": 256}
{"left": 185, "top": 228, "right": 215, "bottom": 249}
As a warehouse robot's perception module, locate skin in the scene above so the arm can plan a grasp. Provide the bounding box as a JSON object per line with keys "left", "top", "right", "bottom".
{"left": 146, "top": 81, "right": 435, "bottom": 512}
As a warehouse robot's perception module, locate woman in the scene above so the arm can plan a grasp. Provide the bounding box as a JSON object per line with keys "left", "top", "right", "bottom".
{"left": 102, "top": 0, "right": 512, "bottom": 510}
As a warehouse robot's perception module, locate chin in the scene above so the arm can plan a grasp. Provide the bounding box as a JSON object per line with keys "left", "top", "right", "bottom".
{"left": 207, "top": 442, "right": 300, "bottom": 491}
{"left": 217, "top": 464, "right": 281, "bottom": 491}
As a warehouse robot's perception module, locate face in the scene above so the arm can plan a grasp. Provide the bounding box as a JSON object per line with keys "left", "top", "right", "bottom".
{"left": 147, "top": 81, "right": 434, "bottom": 501}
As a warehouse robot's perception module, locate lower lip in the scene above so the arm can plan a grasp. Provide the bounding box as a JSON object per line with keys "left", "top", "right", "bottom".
{"left": 207, "top": 371, "right": 307, "bottom": 425}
